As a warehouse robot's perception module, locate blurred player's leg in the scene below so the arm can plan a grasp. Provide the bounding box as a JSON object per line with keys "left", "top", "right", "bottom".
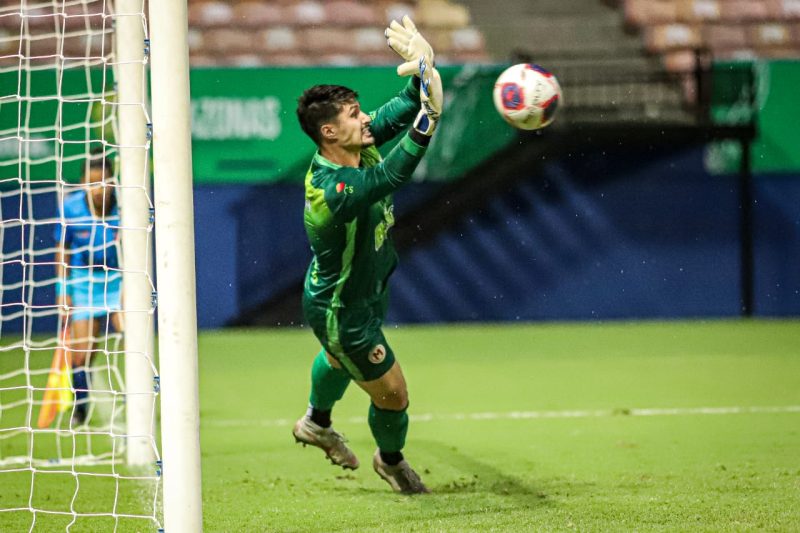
{"left": 69, "top": 316, "right": 96, "bottom": 426}
{"left": 293, "top": 350, "right": 359, "bottom": 469}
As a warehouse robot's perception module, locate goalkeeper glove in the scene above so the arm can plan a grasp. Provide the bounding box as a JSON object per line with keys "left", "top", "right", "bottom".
{"left": 413, "top": 56, "right": 443, "bottom": 136}
{"left": 385, "top": 15, "right": 435, "bottom": 77}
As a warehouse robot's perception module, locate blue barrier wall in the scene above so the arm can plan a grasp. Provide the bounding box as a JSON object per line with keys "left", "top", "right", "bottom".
{"left": 3, "top": 144, "right": 799, "bottom": 332}
{"left": 387, "top": 145, "right": 799, "bottom": 322}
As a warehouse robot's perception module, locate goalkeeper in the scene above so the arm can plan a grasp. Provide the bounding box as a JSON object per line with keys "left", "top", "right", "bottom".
{"left": 292, "top": 17, "right": 440, "bottom": 494}
{"left": 54, "top": 155, "right": 122, "bottom": 426}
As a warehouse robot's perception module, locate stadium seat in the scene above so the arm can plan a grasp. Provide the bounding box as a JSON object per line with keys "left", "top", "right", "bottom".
{"left": 297, "top": 27, "right": 351, "bottom": 53}
{"left": 188, "top": 1, "right": 234, "bottom": 28}
{"left": 352, "top": 27, "right": 389, "bottom": 53}
{"left": 288, "top": 1, "right": 327, "bottom": 26}
{"left": 319, "top": 53, "right": 360, "bottom": 66}
{"left": 63, "top": 5, "right": 105, "bottom": 31}
{"left": 416, "top": 0, "right": 470, "bottom": 29}
{"left": 719, "top": 1, "right": 771, "bottom": 22}
{"left": 748, "top": 23, "right": 793, "bottom": 47}
{"left": 383, "top": 2, "right": 418, "bottom": 24}
{"left": 645, "top": 24, "right": 703, "bottom": 52}
{"left": 625, "top": 0, "right": 678, "bottom": 27}
{"left": 451, "top": 27, "right": 485, "bottom": 53}
{"left": 180, "top": 0, "right": 487, "bottom": 67}
{"left": 772, "top": 0, "right": 800, "bottom": 19}
{"left": 232, "top": 2, "right": 287, "bottom": 27}
{"left": 677, "top": 0, "right": 721, "bottom": 23}
{"left": 187, "top": 28, "right": 205, "bottom": 54}
{"left": 704, "top": 24, "right": 748, "bottom": 49}
{"left": 662, "top": 49, "right": 697, "bottom": 73}
{"left": 324, "top": 1, "right": 380, "bottom": 26}
{"left": 261, "top": 27, "right": 298, "bottom": 52}
{"left": 204, "top": 28, "right": 254, "bottom": 54}
{"left": 262, "top": 52, "right": 313, "bottom": 66}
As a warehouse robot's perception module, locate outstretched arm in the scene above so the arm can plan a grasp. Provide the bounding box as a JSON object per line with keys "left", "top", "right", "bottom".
{"left": 326, "top": 129, "right": 430, "bottom": 221}
{"left": 368, "top": 77, "right": 421, "bottom": 148}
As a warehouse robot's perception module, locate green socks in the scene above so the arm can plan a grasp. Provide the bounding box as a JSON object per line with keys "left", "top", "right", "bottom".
{"left": 308, "top": 349, "right": 351, "bottom": 411}
{"left": 368, "top": 402, "right": 408, "bottom": 453}
{"left": 308, "top": 349, "right": 409, "bottom": 454}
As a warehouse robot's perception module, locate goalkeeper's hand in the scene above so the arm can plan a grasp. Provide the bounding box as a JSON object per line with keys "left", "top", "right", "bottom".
{"left": 413, "top": 56, "right": 443, "bottom": 136}
{"left": 385, "top": 15, "right": 435, "bottom": 77}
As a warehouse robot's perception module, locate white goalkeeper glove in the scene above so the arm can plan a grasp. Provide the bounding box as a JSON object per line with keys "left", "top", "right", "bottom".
{"left": 412, "top": 56, "right": 443, "bottom": 136}
{"left": 385, "top": 15, "right": 435, "bottom": 77}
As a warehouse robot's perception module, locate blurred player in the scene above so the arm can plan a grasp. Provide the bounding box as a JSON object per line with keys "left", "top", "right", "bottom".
{"left": 292, "top": 17, "right": 442, "bottom": 494}
{"left": 54, "top": 155, "right": 122, "bottom": 426}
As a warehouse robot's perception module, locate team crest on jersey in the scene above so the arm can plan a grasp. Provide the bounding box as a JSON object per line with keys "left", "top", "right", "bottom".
{"left": 368, "top": 344, "right": 386, "bottom": 364}
{"left": 336, "top": 182, "right": 354, "bottom": 194}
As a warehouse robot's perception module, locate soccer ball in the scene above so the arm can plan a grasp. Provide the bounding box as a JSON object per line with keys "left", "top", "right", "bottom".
{"left": 493, "top": 63, "right": 562, "bottom": 130}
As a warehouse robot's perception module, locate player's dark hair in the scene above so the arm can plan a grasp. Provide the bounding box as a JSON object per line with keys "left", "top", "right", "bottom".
{"left": 297, "top": 85, "right": 359, "bottom": 146}
{"left": 82, "top": 154, "right": 113, "bottom": 181}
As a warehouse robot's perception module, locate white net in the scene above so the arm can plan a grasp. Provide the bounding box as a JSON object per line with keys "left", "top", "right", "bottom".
{"left": 0, "top": 0, "right": 161, "bottom": 530}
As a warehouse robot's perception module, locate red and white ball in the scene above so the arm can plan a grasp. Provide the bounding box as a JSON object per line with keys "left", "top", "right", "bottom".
{"left": 493, "top": 63, "right": 563, "bottom": 130}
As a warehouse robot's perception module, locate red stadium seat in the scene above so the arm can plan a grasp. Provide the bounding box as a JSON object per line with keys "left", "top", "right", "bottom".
{"left": 451, "top": 27, "right": 485, "bottom": 53}
{"left": 232, "top": 3, "right": 287, "bottom": 28}
{"left": 352, "top": 27, "right": 388, "bottom": 53}
{"left": 663, "top": 49, "right": 697, "bottom": 73}
{"left": 261, "top": 27, "right": 298, "bottom": 52}
{"left": 625, "top": 0, "right": 678, "bottom": 27}
{"left": 318, "top": 53, "right": 359, "bottom": 66}
{"left": 383, "top": 2, "right": 418, "bottom": 25}
{"left": 263, "top": 52, "right": 314, "bottom": 66}
{"left": 677, "top": 0, "right": 721, "bottom": 23}
{"left": 748, "top": 23, "right": 792, "bottom": 48}
{"left": 287, "top": 1, "right": 327, "bottom": 27}
{"left": 203, "top": 28, "right": 255, "bottom": 54}
{"left": 704, "top": 24, "right": 748, "bottom": 50}
{"left": 325, "top": 1, "right": 380, "bottom": 27}
{"left": 719, "top": 0, "right": 770, "bottom": 22}
{"left": 416, "top": 0, "right": 469, "bottom": 29}
{"left": 188, "top": 1, "right": 234, "bottom": 28}
{"left": 187, "top": 28, "right": 205, "bottom": 54}
{"left": 645, "top": 24, "right": 702, "bottom": 52}
{"left": 297, "top": 27, "right": 350, "bottom": 53}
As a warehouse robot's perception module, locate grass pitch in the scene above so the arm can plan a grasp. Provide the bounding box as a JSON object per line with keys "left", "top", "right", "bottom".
{"left": 200, "top": 320, "right": 800, "bottom": 532}
{"left": 2, "top": 319, "right": 799, "bottom": 531}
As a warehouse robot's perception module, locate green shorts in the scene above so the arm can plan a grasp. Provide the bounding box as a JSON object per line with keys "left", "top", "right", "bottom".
{"left": 303, "top": 299, "right": 395, "bottom": 382}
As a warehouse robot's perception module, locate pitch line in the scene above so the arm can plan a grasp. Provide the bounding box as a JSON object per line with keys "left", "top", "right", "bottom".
{"left": 206, "top": 405, "right": 800, "bottom": 428}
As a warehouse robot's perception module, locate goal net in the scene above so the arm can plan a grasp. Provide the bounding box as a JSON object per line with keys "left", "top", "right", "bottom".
{"left": 0, "top": 0, "right": 161, "bottom": 529}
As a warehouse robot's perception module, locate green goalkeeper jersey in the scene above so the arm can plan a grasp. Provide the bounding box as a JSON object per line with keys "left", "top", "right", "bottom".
{"left": 302, "top": 79, "right": 427, "bottom": 314}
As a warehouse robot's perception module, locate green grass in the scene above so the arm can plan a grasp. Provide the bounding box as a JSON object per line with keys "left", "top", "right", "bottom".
{"left": 2, "top": 320, "right": 800, "bottom": 531}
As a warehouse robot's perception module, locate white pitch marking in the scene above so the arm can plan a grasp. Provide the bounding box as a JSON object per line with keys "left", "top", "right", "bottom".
{"left": 206, "top": 405, "right": 800, "bottom": 428}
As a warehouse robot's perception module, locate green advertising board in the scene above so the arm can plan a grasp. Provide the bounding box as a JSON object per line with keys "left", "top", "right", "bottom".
{"left": 5, "top": 61, "right": 796, "bottom": 186}
{"left": 705, "top": 60, "right": 800, "bottom": 175}
{"left": 189, "top": 64, "right": 515, "bottom": 184}
{"left": 0, "top": 67, "right": 113, "bottom": 184}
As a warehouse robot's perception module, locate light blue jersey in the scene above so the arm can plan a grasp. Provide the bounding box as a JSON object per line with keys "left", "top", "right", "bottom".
{"left": 55, "top": 191, "right": 121, "bottom": 321}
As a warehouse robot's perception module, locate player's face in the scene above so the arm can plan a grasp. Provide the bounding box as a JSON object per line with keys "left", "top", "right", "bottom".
{"left": 334, "top": 100, "right": 374, "bottom": 149}
{"left": 85, "top": 167, "right": 112, "bottom": 209}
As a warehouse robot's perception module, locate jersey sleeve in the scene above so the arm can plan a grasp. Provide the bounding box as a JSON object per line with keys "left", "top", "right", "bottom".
{"left": 324, "top": 131, "right": 429, "bottom": 221}
{"left": 368, "top": 77, "right": 421, "bottom": 148}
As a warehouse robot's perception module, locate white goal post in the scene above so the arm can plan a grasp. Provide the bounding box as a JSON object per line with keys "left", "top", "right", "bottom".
{"left": 148, "top": 0, "right": 204, "bottom": 530}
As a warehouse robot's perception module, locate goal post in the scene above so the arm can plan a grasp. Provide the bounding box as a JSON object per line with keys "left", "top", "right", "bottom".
{"left": 148, "top": 0, "right": 204, "bottom": 530}
{"left": 115, "top": 0, "right": 157, "bottom": 469}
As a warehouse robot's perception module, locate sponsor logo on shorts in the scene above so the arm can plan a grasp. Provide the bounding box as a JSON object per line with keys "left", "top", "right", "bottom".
{"left": 368, "top": 344, "right": 386, "bottom": 364}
